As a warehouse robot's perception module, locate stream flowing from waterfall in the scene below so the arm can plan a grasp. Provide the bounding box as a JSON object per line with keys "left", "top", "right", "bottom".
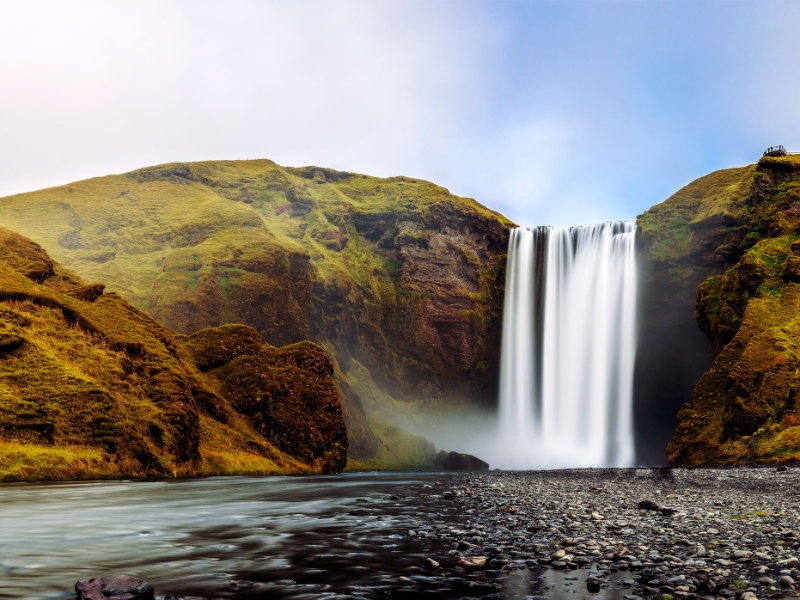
{"left": 497, "top": 222, "right": 637, "bottom": 469}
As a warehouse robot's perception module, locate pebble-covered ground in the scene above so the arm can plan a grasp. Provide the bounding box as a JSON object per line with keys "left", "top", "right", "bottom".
{"left": 402, "top": 467, "right": 800, "bottom": 600}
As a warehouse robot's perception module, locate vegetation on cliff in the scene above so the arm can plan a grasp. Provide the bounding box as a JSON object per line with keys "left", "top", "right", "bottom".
{"left": 0, "top": 227, "right": 347, "bottom": 481}
{"left": 0, "top": 160, "right": 512, "bottom": 468}
{"left": 639, "top": 154, "right": 800, "bottom": 466}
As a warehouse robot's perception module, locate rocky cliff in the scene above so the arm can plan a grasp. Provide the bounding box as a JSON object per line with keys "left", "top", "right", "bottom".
{"left": 0, "top": 227, "right": 347, "bottom": 481}
{"left": 0, "top": 160, "right": 512, "bottom": 467}
{"left": 638, "top": 154, "right": 800, "bottom": 466}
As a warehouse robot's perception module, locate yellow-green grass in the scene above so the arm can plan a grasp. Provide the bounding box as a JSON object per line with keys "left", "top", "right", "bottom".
{"left": 0, "top": 227, "right": 348, "bottom": 481}
{"left": 667, "top": 155, "right": 800, "bottom": 466}
{"left": 0, "top": 160, "right": 513, "bottom": 468}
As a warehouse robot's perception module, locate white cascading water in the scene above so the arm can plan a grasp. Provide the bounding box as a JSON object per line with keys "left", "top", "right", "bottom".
{"left": 497, "top": 222, "right": 637, "bottom": 469}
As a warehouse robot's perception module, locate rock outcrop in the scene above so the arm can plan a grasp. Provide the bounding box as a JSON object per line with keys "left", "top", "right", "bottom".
{"left": 666, "top": 155, "right": 800, "bottom": 465}
{"left": 433, "top": 450, "right": 489, "bottom": 471}
{"left": 638, "top": 154, "right": 800, "bottom": 466}
{"left": 0, "top": 227, "right": 347, "bottom": 481}
{"left": 0, "top": 160, "right": 513, "bottom": 467}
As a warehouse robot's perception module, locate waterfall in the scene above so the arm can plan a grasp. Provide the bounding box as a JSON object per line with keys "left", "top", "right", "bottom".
{"left": 497, "top": 222, "right": 637, "bottom": 469}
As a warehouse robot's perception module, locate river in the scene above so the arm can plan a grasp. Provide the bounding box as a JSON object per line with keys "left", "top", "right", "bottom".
{"left": 0, "top": 472, "right": 633, "bottom": 599}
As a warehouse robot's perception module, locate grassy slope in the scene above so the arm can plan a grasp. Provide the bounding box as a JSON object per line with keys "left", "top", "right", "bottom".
{"left": 0, "top": 160, "right": 512, "bottom": 469}
{"left": 0, "top": 227, "right": 347, "bottom": 481}
{"left": 639, "top": 155, "right": 800, "bottom": 466}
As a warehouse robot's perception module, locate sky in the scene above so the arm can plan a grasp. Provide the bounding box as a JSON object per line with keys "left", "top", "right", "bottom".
{"left": 1, "top": 1, "right": 799, "bottom": 227}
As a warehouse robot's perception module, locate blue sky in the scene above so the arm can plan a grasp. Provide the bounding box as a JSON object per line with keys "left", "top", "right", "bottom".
{"left": 1, "top": 1, "right": 799, "bottom": 226}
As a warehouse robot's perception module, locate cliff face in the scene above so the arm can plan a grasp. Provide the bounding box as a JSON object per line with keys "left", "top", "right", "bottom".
{"left": 635, "top": 165, "right": 757, "bottom": 463}
{"left": 0, "top": 160, "right": 512, "bottom": 467}
{"left": 637, "top": 154, "right": 800, "bottom": 466}
{"left": 0, "top": 227, "right": 347, "bottom": 481}
{"left": 666, "top": 155, "right": 800, "bottom": 465}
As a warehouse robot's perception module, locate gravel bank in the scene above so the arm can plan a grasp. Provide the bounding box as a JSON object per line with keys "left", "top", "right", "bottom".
{"left": 404, "top": 468, "right": 800, "bottom": 599}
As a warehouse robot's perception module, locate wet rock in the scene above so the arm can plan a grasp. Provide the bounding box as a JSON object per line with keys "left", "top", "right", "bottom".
{"left": 587, "top": 576, "right": 602, "bottom": 592}
{"left": 423, "top": 557, "right": 440, "bottom": 570}
{"left": 397, "top": 576, "right": 413, "bottom": 586}
{"left": 779, "top": 575, "right": 795, "bottom": 587}
{"left": 75, "top": 576, "right": 154, "bottom": 600}
{"left": 456, "top": 556, "right": 487, "bottom": 569}
{"left": 433, "top": 450, "right": 489, "bottom": 471}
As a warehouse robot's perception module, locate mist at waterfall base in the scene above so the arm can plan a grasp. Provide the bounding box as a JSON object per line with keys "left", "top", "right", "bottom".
{"left": 499, "top": 223, "right": 637, "bottom": 469}
{"left": 426, "top": 223, "right": 638, "bottom": 471}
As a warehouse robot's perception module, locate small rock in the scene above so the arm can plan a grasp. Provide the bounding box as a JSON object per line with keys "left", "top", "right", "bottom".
{"left": 638, "top": 500, "right": 660, "bottom": 511}
{"left": 779, "top": 575, "right": 795, "bottom": 587}
{"left": 551, "top": 549, "right": 567, "bottom": 560}
{"left": 777, "top": 466, "right": 788, "bottom": 472}
{"left": 75, "top": 576, "right": 154, "bottom": 600}
{"left": 423, "top": 557, "right": 440, "bottom": 570}
{"left": 591, "top": 512, "right": 604, "bottom": 520}
{"left": 397, "top": 576, "right": 413, "bottom": 586}
{"left": 456, "top": 555, "right": 487, "bottom": 569}
{"left": 587, "top": 576, "right": 601, "bottom": 593}
{"left": 740, "top": 592, "right": 758, "bottom": 600}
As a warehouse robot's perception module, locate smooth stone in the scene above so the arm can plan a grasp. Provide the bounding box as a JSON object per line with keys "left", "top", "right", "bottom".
{"left": 456, "top": 556, "right": 487, "bottom": 569}
{"left": 423, "top": 558, "right": 440, "bottom": 570}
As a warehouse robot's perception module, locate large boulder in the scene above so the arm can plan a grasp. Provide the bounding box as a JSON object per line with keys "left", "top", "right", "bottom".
{"left": 434, "top": 450, "right": 489, "bottom": 471}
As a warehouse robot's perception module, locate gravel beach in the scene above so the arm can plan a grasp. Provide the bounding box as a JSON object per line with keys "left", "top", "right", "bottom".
{"left": 403, "top": 467, "right": 800, "bottom": 599}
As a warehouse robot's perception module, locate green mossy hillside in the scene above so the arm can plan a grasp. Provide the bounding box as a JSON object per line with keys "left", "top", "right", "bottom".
{"left": 662, "top": 155, "right": 800, "bottom": 465}
{"left": 0, "top": 160, "right": 513, "bottom": 466}
{"left": 0, "top": 227, "right": 347, "bottom": 481}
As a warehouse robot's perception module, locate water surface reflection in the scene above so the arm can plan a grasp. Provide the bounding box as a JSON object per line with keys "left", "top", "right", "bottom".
{"left": 0, "top": 472, "right": 633, "bottom": 600}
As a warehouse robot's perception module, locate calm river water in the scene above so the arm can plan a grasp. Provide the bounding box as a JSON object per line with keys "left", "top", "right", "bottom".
{"left": 0, "top": 472, "right": 631, "bottom": 600}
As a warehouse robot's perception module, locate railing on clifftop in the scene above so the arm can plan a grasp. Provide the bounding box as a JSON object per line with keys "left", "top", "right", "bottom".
{"left": 764, "top": 145, "right": 788, "bottom": 157}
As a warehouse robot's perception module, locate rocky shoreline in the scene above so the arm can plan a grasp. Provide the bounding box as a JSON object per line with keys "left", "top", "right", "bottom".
{"left": 402, "top": 467, "right": 800, "bottom": 599}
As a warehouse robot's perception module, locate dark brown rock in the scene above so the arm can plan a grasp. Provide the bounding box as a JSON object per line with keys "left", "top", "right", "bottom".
{"left": 75, "top": 576, "right": 154, "bottom": 600}
{"left": 184, "top": 325, "right": 349, "bottom": 474}
{"left": 434, "top": 450, "right": 489, "bottom": 471}
{"left": 66, "top": 283, "right": 105, "bottom": 302}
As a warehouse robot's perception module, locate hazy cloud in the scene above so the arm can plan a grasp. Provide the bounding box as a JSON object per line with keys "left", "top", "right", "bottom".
{"left": 1, "top": 1, "right": 799, "bottom": 226}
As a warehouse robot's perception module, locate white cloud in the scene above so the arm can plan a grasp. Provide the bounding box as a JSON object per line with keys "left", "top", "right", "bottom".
{"left": 1, "top": 1, "right": 800, "bottom": 228}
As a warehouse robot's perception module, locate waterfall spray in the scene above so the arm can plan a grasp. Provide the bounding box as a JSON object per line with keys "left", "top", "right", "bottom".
{"left": 497, "top": 222, "right": 637, "bottom": 469}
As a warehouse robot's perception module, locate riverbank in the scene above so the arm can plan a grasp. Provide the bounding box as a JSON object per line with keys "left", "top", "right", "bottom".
{"left": 403, "top": 467, "right": 800, "bottom": 599}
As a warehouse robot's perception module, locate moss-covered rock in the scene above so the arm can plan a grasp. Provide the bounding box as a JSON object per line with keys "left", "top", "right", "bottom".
{"left": 650, "top": 155, "right": 800, "bottom": 466}
{"left": 0, "top": 160, "right": 513, "bottom": 466}
{"left": 0, "top": 227, "right": 348, "bottom": 480}
{"left": 183, "top": 325, "right": 347, "bottom": 474}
